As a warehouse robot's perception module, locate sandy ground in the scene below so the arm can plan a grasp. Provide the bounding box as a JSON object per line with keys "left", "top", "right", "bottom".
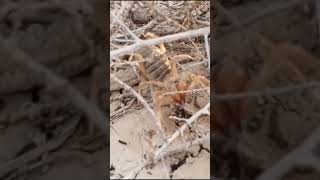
{"left": 110, "top": 109, "right": 210, "bottom": 179}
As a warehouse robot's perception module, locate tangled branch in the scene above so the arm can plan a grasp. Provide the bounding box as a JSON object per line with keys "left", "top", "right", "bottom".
{"left": 110, "top": 27, "right": 210, "bottom": 58}
{"left": 154, "top": 103, "right": 210, "bottom": 160}
{"left": 110, "top": 73, "right": 166, "bottom": 137}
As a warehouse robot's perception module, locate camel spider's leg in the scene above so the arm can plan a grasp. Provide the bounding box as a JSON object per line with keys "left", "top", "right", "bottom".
{"left": 171, "top": 54, "right": 195, "bottom": 63}
{"left": 132, "top": 53, "right": 150, "bottom": 81}
{"left": 146, "top": 56, "right": 168, "bottom": 74}
{"left": 154, "top": 92, "right": 176, "bottom": 107}
{"left": 150, "top": 62, "right": 171, "bottom": 80}
{"left": 169, "top": 57, "right": 179, "bottom": 77}
{"left": 157, "top": 43, "right": 166, "bottom": 54}
{"left": 138, "top": 81, "right": 167, "bottom": 95}
{"left": 197, "top": 76, "right": 210, "bottom": 86}
{"left": 143, "top": 32, "right": 166, "bottom": 55}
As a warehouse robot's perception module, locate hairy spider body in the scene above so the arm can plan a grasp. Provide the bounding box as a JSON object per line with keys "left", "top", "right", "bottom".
{"left": 134, "top": 31, "right": 209, "bottom": 135}
{"left": 139, "top": 71, "right": 209, "bottom": 134}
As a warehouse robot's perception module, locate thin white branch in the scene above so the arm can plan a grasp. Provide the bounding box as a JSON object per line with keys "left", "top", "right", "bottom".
{"left": 169, "top": 116, "right": 191, "bottom": 126}
{"left": 169, "top": 116, "right": 189, "bottom": 121}
{"left": 122, "top": 110, "right": 210, "bottom": 179}
{"left": 184, "top": 60, "right": 207, "bottom": 70}
{"left": 110, "top": 27, "right": 210, "bottom": 58}
{"left": 112, "top": 20, "right": 157, "bottom": 40}
{"left": 122, "top": 161, "right": 149, "bottom": 179}
{"left": 111, "top": 12, "right": 141, "bottom": 42}
{"left": 110, "top": 57, "right": 153, "bottom": 67}
{"left": 110, "top": 74, "right": 166, "bottom": 137}
{"left": 113, "top": 38, "right": 136, "bottom": 43}
{"left": 161, "top": 157, "right": 171, "bottom": 179}
{"left": 158, "top": 134, "right": 210, "bottom": 159}
{"left": 148, "top": 6, "right": 207, "bottom": 60}
{"left": 162, "top": 87, "right": 209, "bottom": 96}
{"left": 110, "top": 61, "right": 139, "bottom": 68}
{"left": 154, "top": 103, "right": 210, "bottom": 160}
{"left": 110, "top": 60, "right": 154, "bottom": 70}
{"left": 196, "top": 19, "right": 210, "bottom": 26}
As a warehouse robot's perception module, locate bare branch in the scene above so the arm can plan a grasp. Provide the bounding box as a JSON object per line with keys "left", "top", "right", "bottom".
{"left": 154, "top": 103, "right": 210, "bottom": 160}
{"left": 122, "top": 128, "right": 210, "bottom": 179}
{"left": 157, "top": 134, "right": 209, "bottom": 160}
{"left": 184, "top": 60, "right": 207, "bottom": 70}
{"left": 110, "top": 74, "right": 166, "bottom": 137}
{"left": 196, "top": 19, "right": 210, "bottom": 26}
{"left": 122, "top": 161, "right": 150, "bottom": 179}
{"left": 112, "top": 20, "right": 157, "bottom": 40}
{"left": 111, "top": 12, "right": 141, "bottom": 42}
{"left": 110, "top": 27, "right": 210, "bottom": 58}
{"left": 161, "top": 157, "right": 171, "bottom": 179}
{"left": 162, "top": 87, "right": 209, "bottom": 96}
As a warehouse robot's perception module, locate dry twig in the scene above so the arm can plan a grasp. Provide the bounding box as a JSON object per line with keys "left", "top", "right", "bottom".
{"left": 111, "top": 11, "right": 141, "bottom": 42}
{"left": 162, "top": 87, "right": 209, "bottom": 96}
{"left": 110, "top": 74, "right": 166, "bottom": 137}
{"left": 122, "top": 161, "right": 150, "bottom": 179}
{"left": 157, "top": 134, "right": 210, "bottom": 159}
{"left": 110, "top": 27, "right": 210, "bottom": 58}
{"left": 154, "top": 103, "right": 210, "bottom": 160}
